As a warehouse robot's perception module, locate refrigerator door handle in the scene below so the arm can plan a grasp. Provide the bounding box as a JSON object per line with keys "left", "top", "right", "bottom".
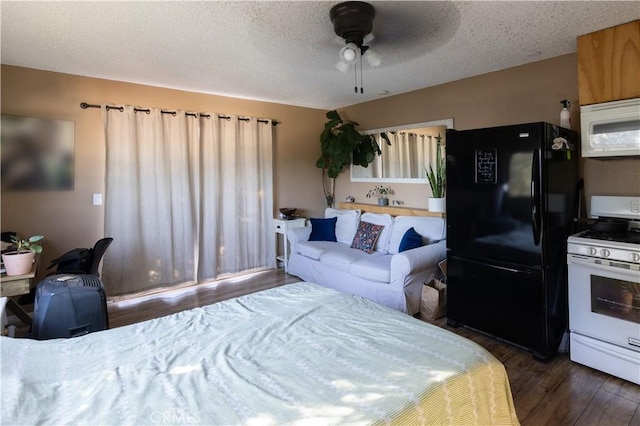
{"left": 451, "top": 256, "right": 536, "bottom": 274}
{"left": 531, "top": 148, "right": 542, "bottom": 246}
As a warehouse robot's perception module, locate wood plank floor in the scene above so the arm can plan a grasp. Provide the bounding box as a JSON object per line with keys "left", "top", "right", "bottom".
{"left": 107, "top": 268, "right": 640, "bottom": 426}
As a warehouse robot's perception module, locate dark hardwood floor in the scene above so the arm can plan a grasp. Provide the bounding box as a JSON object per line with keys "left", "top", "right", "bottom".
{"left": 107, "top": 269, "right": 640, "bottom": 426}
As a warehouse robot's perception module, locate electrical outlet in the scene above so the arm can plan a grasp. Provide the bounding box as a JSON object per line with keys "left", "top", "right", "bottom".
{"left": 631, "top": 201, "right": 640, "bottom": 213}
{"left": 93, "top": 193, "right": 103, "bottom": 205}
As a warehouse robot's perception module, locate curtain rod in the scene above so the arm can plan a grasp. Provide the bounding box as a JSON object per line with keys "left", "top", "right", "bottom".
{"left": 80, "top": 102, "right": 278, "bottom": 125}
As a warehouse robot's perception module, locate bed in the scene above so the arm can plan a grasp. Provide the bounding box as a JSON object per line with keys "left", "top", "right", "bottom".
{"left": 1, "top": 282, "right": 519, "bottom": 425}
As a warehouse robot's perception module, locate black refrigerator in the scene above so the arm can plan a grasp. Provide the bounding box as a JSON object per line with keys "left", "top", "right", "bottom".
{"left": 445, "top": 122, "right": 578, "bottom": 360}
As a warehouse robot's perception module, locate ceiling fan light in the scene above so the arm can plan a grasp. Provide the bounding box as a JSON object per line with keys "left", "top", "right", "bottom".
{"left": 364, "top": 49, "right": 381, "bottom": 67}
{"left": 339, "top": 43, "right": 359, "bottom": 63}
{"left": 335, "top": 60, "right": 351, "bottom": 73}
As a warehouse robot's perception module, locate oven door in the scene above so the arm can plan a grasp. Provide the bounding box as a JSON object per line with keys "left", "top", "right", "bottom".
{"left": 568, "top": 254, "right": 640, "bottom": 352}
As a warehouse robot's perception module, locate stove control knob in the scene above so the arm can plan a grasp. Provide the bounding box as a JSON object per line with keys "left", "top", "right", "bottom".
{"left": 600, "top": 249, "right": 610, "bottom": 257}
{"left": 587, "top": 247, "right": 597, "bottom": 256}
{"left": 631, "top": 252, "right": 640, "bottom": 262}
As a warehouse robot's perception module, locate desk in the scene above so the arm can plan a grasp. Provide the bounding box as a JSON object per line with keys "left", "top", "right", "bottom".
{"left": 273, "top": 218, "right": 306, "bottom": 273}
{"left": 0, "top": 256, "right": 38, "bottom": 325}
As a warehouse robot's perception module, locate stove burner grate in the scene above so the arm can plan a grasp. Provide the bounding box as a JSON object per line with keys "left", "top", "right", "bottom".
{"left": 580, "top": 228, "right": 640, "bottom": 245}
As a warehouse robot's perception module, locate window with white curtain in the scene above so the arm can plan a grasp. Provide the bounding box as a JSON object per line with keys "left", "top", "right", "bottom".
{"left": 101, "top": 106, "right": 274, "bottom": 297}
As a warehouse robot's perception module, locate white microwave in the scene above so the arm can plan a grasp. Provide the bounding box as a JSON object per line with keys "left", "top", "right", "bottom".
{"left": 580, "top": 98, "right": 640, "bottom": 157}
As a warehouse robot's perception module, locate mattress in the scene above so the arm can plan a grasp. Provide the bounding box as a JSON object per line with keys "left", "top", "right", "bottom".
{"left": 1, "top": 282, "right": 519, "bottom": 425}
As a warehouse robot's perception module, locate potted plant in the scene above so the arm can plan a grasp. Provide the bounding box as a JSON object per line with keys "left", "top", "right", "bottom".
{"left": 316, "top": 110, "right": 389, "bottom": 207}
{"left": 2, "top": 235, "right": 43, "bottom": 276}
{"left": 366, "top": 185, "right": 392, "bottom": 206}
{"left": 426, "top": 134, "right": 446, "bottom": 212}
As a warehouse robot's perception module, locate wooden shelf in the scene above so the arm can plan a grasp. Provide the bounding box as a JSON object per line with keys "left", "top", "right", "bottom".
{"left": 338, "top": 202, "right": 445, "bottom": 218}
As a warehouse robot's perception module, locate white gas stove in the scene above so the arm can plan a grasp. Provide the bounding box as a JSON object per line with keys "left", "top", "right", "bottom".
{"left": 567, "top": 196, "right": 640, "bottom": 385}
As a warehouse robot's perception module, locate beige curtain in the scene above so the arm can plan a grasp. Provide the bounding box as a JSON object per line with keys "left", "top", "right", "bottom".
{"left": 102, "top": 106, "right": 274, "bottom": 296}
{"left": 382, "top": 132, "right": 419, "bottom": 178}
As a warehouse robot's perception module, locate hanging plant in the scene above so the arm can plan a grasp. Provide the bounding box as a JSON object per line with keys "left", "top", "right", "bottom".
{"left": 315, "top": 110, "right": 389, "bottom": 206}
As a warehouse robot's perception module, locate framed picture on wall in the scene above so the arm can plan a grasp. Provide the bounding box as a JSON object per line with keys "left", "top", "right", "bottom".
{"left": 1, "top": 115, "right": 74, "bottom": 191}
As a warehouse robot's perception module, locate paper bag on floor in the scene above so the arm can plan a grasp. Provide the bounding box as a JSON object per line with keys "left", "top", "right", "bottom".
{"left": 420, "top": 278, "right": 447, "bottom": 321}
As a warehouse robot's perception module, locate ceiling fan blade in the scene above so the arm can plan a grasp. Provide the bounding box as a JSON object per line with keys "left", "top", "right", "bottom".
{"left": 364, "top": 49, "right": 381, "bottom": 67}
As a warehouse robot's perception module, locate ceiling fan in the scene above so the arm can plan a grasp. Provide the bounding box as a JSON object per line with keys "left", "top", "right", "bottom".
{"left": 330, "top": 1, "right": 381, "bottom": 93}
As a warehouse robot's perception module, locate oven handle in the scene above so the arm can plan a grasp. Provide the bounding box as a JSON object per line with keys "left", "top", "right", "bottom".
{"left": 568, "top": 255, "right": 640, "bottom": 278}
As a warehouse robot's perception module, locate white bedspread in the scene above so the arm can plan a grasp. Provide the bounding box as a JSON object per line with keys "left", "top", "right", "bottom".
{"left": 1, "top": 282, "right": 519, "bottom": 425}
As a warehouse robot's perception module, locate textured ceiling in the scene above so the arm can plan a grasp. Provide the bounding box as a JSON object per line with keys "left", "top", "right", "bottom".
{"left": 1, "top": 1, "right": 638, "bottom": 110}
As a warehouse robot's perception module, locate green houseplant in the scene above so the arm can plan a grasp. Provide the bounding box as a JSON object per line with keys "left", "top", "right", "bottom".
{"left": 366, "top": 185, "right": 392, "bottom": 206}
{"left": 2, "top": 235, "right": 43, "bottom": 276}
{"left": 316, "top": 110, "right": 389, "bottom": 207}
{"left": 426, "top": 134, "right": 446, "bottom": 212}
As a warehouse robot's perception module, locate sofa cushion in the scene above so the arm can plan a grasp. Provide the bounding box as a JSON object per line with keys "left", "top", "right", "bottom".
{"left": 388, "top": 216, "right": 446, "bottom": 254}
{"left": 319, "top": 246, "right": 373, "bottom": 273}
{"left": 350, "top": 255, "right": 392, "bottom": 283}
{"left": 325, "top": 208, "right": 360, "bottom": 245}
{"left": 308, "top": 217, "right": 337, "bottom": 242}
{"left": 360, "top": 212, "right": 393, "bottom": 252}
{"left": 350, "top": 221, "right": 385, "bottom": 254}
{"left": 296, "top": 241, "right": 341, "bottom": 260}
{"left": 399, "top": 227, "right": 423, "bottom": 252}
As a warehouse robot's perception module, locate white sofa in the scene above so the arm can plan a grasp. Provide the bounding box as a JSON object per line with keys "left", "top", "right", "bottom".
{"left": 287, "top": 208, "right": 446, "bottom": 315}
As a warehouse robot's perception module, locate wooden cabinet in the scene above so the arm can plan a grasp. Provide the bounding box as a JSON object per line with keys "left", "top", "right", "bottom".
{"left": 577, "top": 20, "right": 640, "bottom": 105}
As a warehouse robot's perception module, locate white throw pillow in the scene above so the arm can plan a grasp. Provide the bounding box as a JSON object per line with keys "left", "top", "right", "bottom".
{"left": 360, "top": 212, "right": 393, "bottom": 252}
{"left": 325, "top": 208, "right": 361, "bottom": 245}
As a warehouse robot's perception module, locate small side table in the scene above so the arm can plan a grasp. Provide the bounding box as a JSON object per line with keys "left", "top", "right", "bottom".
{"left": 273, "top": 218, "right": 306, "bottom": 273}
{"left": 0, "top": 255, "right": 39, "bottom": 325}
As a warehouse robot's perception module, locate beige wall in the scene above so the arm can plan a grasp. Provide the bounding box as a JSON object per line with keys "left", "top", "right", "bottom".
{"left": 338, "top": 53, "right": 639, "bottom": 212}
{"left": 2, "top": 55, "right": 638, "bottom": 276}
{"left": 1, "top": 65, "right": 327, "bottom": 275}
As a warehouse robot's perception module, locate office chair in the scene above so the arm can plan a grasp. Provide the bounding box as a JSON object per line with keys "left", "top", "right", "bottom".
{"left": 47, "top": 237, "right": 113, "bottom": 277}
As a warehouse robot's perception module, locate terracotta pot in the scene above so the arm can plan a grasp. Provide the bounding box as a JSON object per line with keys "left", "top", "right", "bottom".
{"left": 428, "top": 197, "right": 446, "bottom": 213}
{"left": 2, "top": 251, "right": 35, "bottom": 276}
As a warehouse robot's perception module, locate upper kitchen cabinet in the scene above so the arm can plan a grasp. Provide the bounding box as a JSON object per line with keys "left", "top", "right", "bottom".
{"left": 577, "top": 20, "right": 640, "bottom": 105}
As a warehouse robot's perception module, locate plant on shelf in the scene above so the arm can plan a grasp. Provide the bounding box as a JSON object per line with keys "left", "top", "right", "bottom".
{"left": 2, "top": 235, "right": 44, "bottom": 276}
{"left": 316, "top": 110, "right": 390, "bottom": 207}
{"left": 426, "top": 134, "right": 446, "bottom": 198}
{"left": 9, "top": 235, "right": 44, "bottom": 254}
{"left": 366, "top": 185, "right": 392, "bottom": 206}
{"left": 426, "top": 134, "right": 446, "bottom": 212}
{"left": 366, "top": 185, "right": 391, "bottom": 199}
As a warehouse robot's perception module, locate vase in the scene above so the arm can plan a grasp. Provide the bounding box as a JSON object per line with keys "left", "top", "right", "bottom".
{"left": 428, "top": 197, "right": 446, "bottom": 213}
{"left": 378, "top": 197, "right": 389, "bottom": 206}
{"left": 2, "top": 251, "right": 35, "bottom": 276}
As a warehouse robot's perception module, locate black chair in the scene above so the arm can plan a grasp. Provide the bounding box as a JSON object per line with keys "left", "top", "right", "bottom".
{"left": 87, "top": 237, "right": 113, "bottom": 276}
{"left": 47, "top": 237, "right": 114, "bottom": 277}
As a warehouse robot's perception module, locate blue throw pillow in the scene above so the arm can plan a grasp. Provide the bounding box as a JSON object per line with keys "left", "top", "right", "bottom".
{"left": 398, "top": 227, "right": 423, "bottom": 252}
{"left": 309, "top": 217, "right": 337, "bottom": 242}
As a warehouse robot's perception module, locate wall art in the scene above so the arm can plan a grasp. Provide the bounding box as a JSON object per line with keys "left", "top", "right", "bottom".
{"left": 1, "top": 115, "right": 74, "bottom": 191}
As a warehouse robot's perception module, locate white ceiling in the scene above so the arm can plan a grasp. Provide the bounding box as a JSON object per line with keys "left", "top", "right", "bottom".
{"left": 1, "top": 1, "right": 638, "bottom": 110}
